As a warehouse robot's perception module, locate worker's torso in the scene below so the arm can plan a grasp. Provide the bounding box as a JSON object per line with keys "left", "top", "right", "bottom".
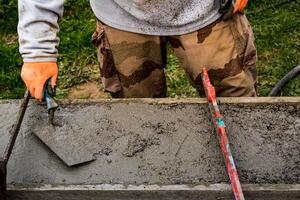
{"left": 90, "top": 0, "right": 221, "bottom": 35}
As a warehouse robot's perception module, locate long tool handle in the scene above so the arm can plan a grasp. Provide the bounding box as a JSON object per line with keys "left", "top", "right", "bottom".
{"left": 201, "top": 68, "right": 245, "bottom": 200}
{"left": 0, "top": 90, "right": 30, "bottom": 200}
{"left": 3, "top": 90, "right": 30, "bottom": 163}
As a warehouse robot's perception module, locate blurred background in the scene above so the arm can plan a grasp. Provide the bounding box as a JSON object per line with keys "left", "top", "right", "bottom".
{"left": 0, "top": 0, "right": 299, "bottom": 99}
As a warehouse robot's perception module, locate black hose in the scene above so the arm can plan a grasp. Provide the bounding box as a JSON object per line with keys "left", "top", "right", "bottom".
{"left": 269, "top": 65, "right": 300, "bottom": 96}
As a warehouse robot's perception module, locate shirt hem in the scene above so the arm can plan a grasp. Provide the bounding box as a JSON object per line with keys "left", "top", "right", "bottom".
{"left": 90, "top": 0, "right": 222, "bottom": 36}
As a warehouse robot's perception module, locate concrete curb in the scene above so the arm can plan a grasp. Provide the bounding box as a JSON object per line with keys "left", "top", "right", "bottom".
{"left": 0, "top": 97, "right": 299, "bottom": 199}
{"left": 7, "top": 184, "right": 300, "bottom": 200}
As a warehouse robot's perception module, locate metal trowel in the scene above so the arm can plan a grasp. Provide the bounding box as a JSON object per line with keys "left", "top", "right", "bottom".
{"left": 33, "top": 80, "right": 95, "bottom": 167}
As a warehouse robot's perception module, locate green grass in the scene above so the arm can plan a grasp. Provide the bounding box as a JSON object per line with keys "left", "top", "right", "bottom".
{"left": 0, "top": 0, "right": 299, "bottom": 99}
{"left": 166, "top": 47, "right": 198, "bottom": 97}
{"left": 0, "top": 1, "right": 23, "bottom": 98}
{"left": 56, "top": 0, "right": 100, "bottom": 98}
{"left": 247, "top": 0, "right": 300, "bottom": 96}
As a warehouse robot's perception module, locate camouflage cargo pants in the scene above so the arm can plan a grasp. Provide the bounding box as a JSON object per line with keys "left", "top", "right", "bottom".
{"left": 92, "top": 14, "right": 257, "bottom": 98}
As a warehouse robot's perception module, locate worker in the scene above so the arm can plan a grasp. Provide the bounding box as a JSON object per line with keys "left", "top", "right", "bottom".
{"left": 19, "top": 0, "right": 257, "bottom": 100}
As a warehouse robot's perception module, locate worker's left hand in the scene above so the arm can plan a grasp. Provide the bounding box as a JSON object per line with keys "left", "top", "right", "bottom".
{"left": 219, "top": 0, "right": 248, "bottom": 20}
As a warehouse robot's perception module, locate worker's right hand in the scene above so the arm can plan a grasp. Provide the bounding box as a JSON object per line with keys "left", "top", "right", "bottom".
{"left": 21, "top": 62, "right": 58, "bottom": 101}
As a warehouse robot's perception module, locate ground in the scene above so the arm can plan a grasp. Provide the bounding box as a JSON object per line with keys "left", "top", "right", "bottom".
{"left": 68, "top": 81, "right": 108, "bottom": 99}
{"left": 0, "top": 0, "right": 299, "bottom": 99}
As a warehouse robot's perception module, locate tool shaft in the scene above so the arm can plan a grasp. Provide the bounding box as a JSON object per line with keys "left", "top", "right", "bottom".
{"left": 3, "top": 90, "right": 30, "bottom": 163}
{"left": 0, "top": 160, "right": 6, "bottom": 200}
{"left": 0, "top": 90, "right": 30, "bottom": 200}
{"left": 202, "top": 68, "right": 245, "bottom": 200}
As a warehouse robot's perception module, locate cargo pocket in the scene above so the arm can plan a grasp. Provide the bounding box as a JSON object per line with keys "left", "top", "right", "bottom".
{"left": 229, "top": 14, "right": 258, "bottom": 84}
{"left": 92, "top": 21, "right": 122, "bottom": 94}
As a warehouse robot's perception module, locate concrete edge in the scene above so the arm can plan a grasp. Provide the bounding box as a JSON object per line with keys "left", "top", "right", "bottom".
{"left": 8, "top": 184, "right": 300, "bottom": 200}
{"left": 1, "top": 97, "right": 300, "bottom": 105}
{"left": 8, "top": 184, "right": 300, "bottom": 191}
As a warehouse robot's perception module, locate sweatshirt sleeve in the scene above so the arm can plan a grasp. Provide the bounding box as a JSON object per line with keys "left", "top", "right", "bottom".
{"left": 18, "top": 0, "right": 64, "bottom": 62}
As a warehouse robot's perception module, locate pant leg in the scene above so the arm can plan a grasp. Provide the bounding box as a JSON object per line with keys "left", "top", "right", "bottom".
{"left": 92, "top": 21, "right": 167, "bottom": 98}
{"left": 169, "top": 14, "right": 257, "bottom": 97}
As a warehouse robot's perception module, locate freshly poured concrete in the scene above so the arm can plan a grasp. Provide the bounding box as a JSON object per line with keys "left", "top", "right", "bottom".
{"left": 0, "top": 98, "right": 299, "bottom": 199}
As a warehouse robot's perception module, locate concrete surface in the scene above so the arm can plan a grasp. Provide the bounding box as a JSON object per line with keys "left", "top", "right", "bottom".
{"left": 0, "top": 97, "right": 299, "bottom": 199}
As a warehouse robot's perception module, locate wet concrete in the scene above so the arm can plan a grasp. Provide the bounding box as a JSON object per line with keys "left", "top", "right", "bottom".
{"left": 0, "top": 98, "right": 299, "bottom": 188}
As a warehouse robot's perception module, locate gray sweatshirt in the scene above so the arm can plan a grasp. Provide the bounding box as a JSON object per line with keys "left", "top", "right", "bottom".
{"left": 18, "top": 0, "right": 221, "bottom": 62}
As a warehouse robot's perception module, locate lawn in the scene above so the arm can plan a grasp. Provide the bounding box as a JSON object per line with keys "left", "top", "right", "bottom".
{"left": 0, "top": 0, "right": 299, "bottom": 99}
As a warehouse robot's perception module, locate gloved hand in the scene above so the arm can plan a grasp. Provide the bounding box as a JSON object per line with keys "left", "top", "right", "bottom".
{"left": 21, "top": 62, "right": 58, "bottom": 101}
{"left": 219, "top": 0, "right": 248, "bottom": 20}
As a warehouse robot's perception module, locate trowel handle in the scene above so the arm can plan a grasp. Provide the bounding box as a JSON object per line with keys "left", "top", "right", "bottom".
{"left": 44, "top": 79, "right": 59, "bottom": 112}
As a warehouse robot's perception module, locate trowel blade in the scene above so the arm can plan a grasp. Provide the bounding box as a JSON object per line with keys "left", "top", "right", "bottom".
{"left": 33, "top": 124, "right": 95, "bottom": 167}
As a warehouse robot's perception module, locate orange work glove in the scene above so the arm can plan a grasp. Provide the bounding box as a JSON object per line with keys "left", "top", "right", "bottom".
{"left": 219, "top": 0, "right": 248, "bottom": 20}
{"left": 21, "top": 62, "right": 58, "bottom": 101}
{"left": 234, "top": 0, "right": 248, "bottom": 13}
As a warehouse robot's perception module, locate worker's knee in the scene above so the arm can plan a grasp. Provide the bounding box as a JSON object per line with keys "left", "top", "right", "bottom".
{"left": 118, "top": 68, "right": 167, "bottom": 98}
{"left": 92, "top": 21, "right": 167, "bottom": 98}
{"left": 216, "top": 68, "right": 257, "bottom": 97}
